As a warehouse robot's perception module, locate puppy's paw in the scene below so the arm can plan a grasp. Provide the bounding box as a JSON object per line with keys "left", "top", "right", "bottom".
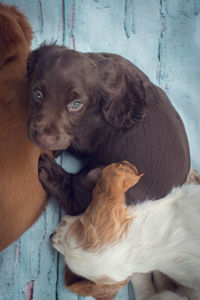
{"left": 39, "top": 155, "right": 51, "bottom": 180}
{"left": 38, "top": 167, "right": 51, "bottom": 190}
{"left": 38, "top": 155, "right": 58, "bottom": 192}
{"left": 38, "top": 154, "right": 69, "bottom": 196}
{"left": 39, "top": 154, "right": 54, "bottom": 171}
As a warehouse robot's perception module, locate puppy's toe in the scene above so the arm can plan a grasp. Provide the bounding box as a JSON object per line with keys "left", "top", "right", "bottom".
{"left": 39, "top": 154, "right": 49, "bottom": 166}
{"left": 38, "top": 167, "right": 49, "bottom": 184}
{"left": 39, "top": 154, "right": 54, "bottom": 170}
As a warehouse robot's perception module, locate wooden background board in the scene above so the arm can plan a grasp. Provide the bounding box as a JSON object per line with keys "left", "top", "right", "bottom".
{"left": 0, "top": 0, "right": 200, "bottom": 299}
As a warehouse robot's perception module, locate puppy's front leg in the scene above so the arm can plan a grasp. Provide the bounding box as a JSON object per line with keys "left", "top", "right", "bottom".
{"left": 38, "top": 155, "right": 103, "bottom": 215}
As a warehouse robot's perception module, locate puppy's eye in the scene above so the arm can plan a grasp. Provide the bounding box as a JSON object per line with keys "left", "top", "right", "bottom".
{"left": 33, "top": 90, "right": 43, "bottom": 101}
{"left": 67, "top": 100, "right": 83, "bottom": 112}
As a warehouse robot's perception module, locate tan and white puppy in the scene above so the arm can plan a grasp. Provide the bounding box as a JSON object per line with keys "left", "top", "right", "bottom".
{"left": 51, "top": 161, "right": 200, "bottom": 299}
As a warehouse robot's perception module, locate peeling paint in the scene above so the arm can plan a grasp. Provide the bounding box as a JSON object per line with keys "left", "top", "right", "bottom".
{"left": 36, "top": 243, "right": 42, "bottom": 276}
{"left": 194, "top": 0, "right": 200, "bottom": 16}
{"left": 55, "top": 252, "right": 60, "bottom": 300}
{"left": 38, "top": 0, "right": 44, "bottom": 30}
{"left": 62, "top": 0, "right": 66, "bottom": 45}
{"left": 165, "top": 0, "right": 200, "bottom": 18}
{"left": 14, "top": 245, "right": 20, "bottom": 270}
{"left": 124, "top": 0, "right": 134, "bottom": 38}
{"left": 43, "top": 209, "right": 48, "bottom": 241}
{"left": 24, "top": 280, "right": 34, "bottom": 300}
{"left": 161, "top": 14, "right": 166, "bottom": 31}
{"left": 69, "top": 0, "right": 76, "bottom": 49}
{"left": 157, "top": 0, "right": 167, "bottom": 85}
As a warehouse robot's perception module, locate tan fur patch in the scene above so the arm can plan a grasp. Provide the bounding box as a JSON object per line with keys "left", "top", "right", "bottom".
{"left": 69, "top": 161, "right": 143, "bottom": 250}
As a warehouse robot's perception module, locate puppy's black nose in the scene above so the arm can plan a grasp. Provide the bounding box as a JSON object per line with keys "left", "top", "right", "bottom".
{"left": 49, "top": 232, "right": 55, "bottom": 240}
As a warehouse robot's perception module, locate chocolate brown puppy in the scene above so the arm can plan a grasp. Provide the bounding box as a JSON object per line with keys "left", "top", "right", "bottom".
{"left": 27, "top": 44, "right": 190, "bottom": 215}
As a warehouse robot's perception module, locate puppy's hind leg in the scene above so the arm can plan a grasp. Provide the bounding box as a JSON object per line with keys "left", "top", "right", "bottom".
{"left": 131, "top": 273, "right": 156, "bottom": 300}
{"left": 131, "top": 272, "right": 189, "bottom": 300}
{"left": 149, "top": 291, "right": 188, "bottom": 300}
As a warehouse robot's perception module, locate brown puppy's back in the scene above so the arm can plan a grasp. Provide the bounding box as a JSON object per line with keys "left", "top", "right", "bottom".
{"left": 0, "top": 4, "right": 48, "bottom": 250}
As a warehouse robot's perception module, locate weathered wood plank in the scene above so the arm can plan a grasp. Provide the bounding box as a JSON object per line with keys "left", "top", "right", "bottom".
{"left": 0, "top": 200, "right": 60, "bottom": 300}
{"left": 1, "top": 0, "right": 63, "bottom": 47}
{"left": 0, "top": 1, "right": 200, "bottom": 300}
{"left": 157, "top": 0, "right": 200, "bottom": 170}
{"left": 72, "top": 0, "right": 160, "bottom": 81}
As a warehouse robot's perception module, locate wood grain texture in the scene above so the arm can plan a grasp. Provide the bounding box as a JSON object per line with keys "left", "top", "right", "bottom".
{"left": 0, "top": 0, "right": 200, "bottom": 299}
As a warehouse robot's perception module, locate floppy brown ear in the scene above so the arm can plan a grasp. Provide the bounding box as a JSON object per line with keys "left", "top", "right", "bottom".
{"left": 0, "top": 5, "right": 32, "bottom": 68}
{"left": 121, "top": 161, "right": 143, "bottom": 191}
{"left": 65, "top": 266, "right": 96, "bottom": 296}
{"left": 100, "top": 62, "right": 147, "bottom": 130}
{"left": 0, "top": 12, "right": 20, "bottom": 67}
{"left": 64, "top": 266, "right": 121, "bottom": 300}
{"left": 11, "top": 5, "right": 32, "bottom": 44}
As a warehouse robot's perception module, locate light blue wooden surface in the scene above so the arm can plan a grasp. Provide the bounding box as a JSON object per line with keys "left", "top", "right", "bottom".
{"left": 0, "top": 1, "right": 200, "bottom": 299}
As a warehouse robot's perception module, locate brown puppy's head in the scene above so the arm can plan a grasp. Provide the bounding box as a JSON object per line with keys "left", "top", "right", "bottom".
{"left": 27, "top": 44, "right": 100, "bottom": 150}
{"left": 0, "top": 3, "right": 32, "bottom": 69}
{"left": 64, "top": 266, "right": 129, "bottom": 300}
{"left": 26, "top": 45, "right": 147, "bottom": 151}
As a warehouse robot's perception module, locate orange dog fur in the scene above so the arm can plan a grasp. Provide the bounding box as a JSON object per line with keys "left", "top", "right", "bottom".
{"left": 0, "top": 4, "right": 48, "bottom": 250}
{"left": 77, "top": 162, "right": 143, "bottom": 249}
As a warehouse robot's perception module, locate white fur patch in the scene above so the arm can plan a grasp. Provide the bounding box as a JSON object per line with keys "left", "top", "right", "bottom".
{"left": 51, "top": 184, "right": 200, "bottom": 292}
